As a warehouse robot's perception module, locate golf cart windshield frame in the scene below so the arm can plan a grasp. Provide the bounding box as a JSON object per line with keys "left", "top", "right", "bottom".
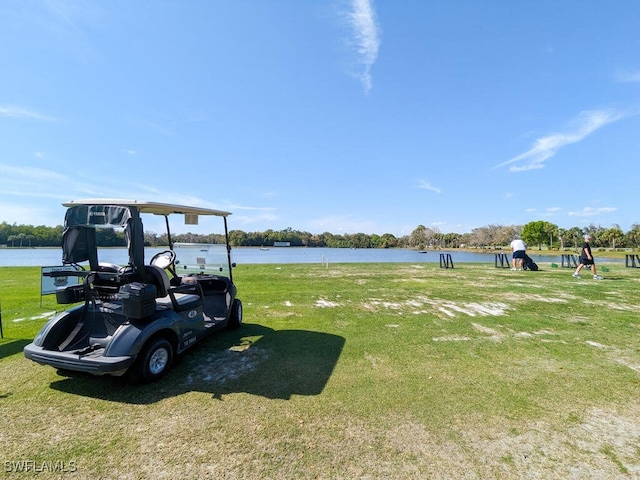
{"left": 61, "top": 199, "right": 233, "bottom": 282}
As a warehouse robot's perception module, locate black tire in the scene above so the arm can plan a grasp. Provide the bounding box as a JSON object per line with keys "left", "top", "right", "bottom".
{"left": 134, "top": 337, "right": 174, "bottom": 383}
{"left": 226, "top": 299, "right": 243, "bottom": 330}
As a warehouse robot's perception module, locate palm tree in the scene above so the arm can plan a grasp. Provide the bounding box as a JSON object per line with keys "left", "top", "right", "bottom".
{"left": 557, "top": 228, "right": 566, "bottom": 250}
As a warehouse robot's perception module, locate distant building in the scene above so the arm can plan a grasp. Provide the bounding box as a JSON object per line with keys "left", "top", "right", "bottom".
{"left": 273, "top": 241, "right": 291, "bottom": 247}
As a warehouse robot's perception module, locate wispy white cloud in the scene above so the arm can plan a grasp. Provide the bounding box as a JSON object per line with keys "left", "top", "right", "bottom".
{"left": 0, "top": 105, "right": 56, "bottom": 121}
{"left": 568, "top": 207, "right": 617, "bottom": 217}
{"left": 495, "top": 109, "right": 625, "bottom": 172}
{"left": 614, "top": 70, "right": 640, "bottom": 83}
{"left": 0, "top": 164, "right": 68, "bottom": 182}
{"left": 0, "top": 202, "right": 67, "bottom": 226}
{"left": 234, "top": 212, "right": 279, "bottom": 227}
{"left": 223, "top": 204, "right": 279, "bottom": 227}
{"left": 540, "top": 207, "right": 562, "bottom": 218}
{"left": 0, "top": 164, "right": 248, "bottom": 229}
{"left": 347, "top": 0, "right": 381, "bottom": 94}
{"left": 0, "top": 170, "right": 71, "bottom": 201}
{"left": 0, "top": 164, "right": 157, "bottom": 204}
{"left": 230, "top": 205, "right": 278, "bottom": 213}
{"left": 44, "top": 0, "right": 82, "bottom": 32}
{"left": 126, "top": 114, "right": 174, "bottom": 136}
{"left": 33, "top": 0, "right": 104, "bottom": 63}
{"left": 311, "top": 214, "right": 378, "bottom": 234}
{"left": 417, "top": 179, "right": 441, "bottom": 194}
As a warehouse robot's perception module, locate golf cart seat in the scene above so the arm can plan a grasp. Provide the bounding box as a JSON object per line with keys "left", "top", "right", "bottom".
{"left": 144, "top": 265, "right": 171, "bottom": 297}
{"left": 145, "top": 265, "right": 202, "bottom": 312}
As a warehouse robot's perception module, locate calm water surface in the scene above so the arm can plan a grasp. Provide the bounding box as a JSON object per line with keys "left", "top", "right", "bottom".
{"left": 0, "top": 247, "right": 614, "bottom": 267}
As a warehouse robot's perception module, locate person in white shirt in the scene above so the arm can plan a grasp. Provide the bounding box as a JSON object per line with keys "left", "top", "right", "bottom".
{"left": 510, "top": 235, "right": 527, "bottom": 270}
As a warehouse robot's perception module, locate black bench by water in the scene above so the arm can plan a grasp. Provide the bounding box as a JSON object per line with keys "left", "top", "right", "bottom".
{"left": 561, "top": 254, "right": 579, "bottom": 268}
{"left": 439, "top": 253, "right": 454, "bottom": 269}
{"left": 494, "top": 253, "right": 510, "bottom": 268}
{"left": 625, "top": 254, "right": 640, "bottom": 268}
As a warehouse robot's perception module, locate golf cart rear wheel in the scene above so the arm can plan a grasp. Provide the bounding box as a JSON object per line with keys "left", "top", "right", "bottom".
{"left": 135, "top": 337, "right": 173, "bottom": 383}
{"left": 227, "top": 299, "right": 243, "bottom": 330}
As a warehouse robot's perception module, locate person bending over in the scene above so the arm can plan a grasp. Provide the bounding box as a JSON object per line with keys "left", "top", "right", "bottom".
{"left": 510, "top": 235, "right": 527, "bottom": 271}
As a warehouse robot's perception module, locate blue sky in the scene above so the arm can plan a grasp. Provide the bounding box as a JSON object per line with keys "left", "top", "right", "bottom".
{"left": 1, "top": 0, "right": 639, "bottom": 237}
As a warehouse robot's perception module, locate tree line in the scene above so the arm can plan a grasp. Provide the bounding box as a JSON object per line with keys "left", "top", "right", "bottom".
{"left": 1, "top": 220, "right": 640, "bottom": 251}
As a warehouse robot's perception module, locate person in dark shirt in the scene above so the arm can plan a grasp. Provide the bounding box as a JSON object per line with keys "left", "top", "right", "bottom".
{"left": 572, "top": 235, "right": 603, "bottom": 280}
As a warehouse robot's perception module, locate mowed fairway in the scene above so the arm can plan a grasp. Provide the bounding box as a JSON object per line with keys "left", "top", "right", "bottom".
{"left": 1, "top": 261, "right": 640, "bottom": 479}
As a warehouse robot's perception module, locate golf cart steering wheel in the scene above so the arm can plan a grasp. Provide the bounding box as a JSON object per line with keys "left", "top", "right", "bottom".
{"left": 150, "top": 250, "right": 176, "bottom": 270}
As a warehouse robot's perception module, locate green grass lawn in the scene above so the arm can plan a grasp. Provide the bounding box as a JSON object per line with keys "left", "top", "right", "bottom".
{"left": 1, "top": 262, "right": 640, "bottom": 479}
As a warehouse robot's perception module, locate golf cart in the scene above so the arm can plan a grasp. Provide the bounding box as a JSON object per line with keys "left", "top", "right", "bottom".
{"left": 24, "top": 199, "right": 242, "bottom": 383}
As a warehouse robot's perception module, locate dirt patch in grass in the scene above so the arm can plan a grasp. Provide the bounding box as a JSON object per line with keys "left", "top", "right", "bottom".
{"left": 471, "top": 322, "right": 504, "bottom": 341}
{"left": 315, "top": 298, "right": 340, "bottom": 308}
{"left": 378, "top": 408, "right": 640, "bottom": 480}
{"left": 184, "top": 345, "right": 269, "bottom": 385}
{"left": 431, "top": 323, "right": 563, "bottom": 345}
{"left": 502, "top": 292, "right": 572, "bottom": 303}
{"left": 445, "top": 406, "right": 640, "bottom": 479}
{"left": 583, "top": 299, "right": 640, "bottom": 312}
{"left": 432, "top": 335, "right": 472, "bottom": 342}
{"left": 360, "top": 296, "right": 510, "bottom": 318}
{"left": 586, "top": 340, "right": 640, "bottom": 374}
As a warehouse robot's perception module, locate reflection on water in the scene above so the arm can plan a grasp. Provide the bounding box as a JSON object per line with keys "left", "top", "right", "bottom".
{"left": 0, "top": 247, "right": 168, "bottom": 267}
{"left": 0, "top": 246, "right": 622, "bottom": 267}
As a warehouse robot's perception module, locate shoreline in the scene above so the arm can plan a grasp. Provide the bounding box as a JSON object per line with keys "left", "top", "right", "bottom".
{"left": 0, "top": 245, "right": 636, "bottom": 260}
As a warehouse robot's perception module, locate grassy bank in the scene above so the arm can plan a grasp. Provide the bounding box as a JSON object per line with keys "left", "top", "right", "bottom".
{"left": 1, "top": 262, "right": 640, "bottom": 478}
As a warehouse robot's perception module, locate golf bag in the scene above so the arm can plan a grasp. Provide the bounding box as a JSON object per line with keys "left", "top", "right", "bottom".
{"left": 522, "top": 253, "right": 538, "bottom": 271}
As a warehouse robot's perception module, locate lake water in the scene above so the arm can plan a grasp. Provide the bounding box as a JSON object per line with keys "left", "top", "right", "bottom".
{"left": 0, "top": 246, "right": 619, "bottom": 267}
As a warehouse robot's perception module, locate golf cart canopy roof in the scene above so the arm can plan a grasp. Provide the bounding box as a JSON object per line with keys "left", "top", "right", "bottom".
{"left": 63, "top": 199, "right": 231, "bottom": 218}
{"left": 60, "top": 199, "right": 232, "bottom": 271}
